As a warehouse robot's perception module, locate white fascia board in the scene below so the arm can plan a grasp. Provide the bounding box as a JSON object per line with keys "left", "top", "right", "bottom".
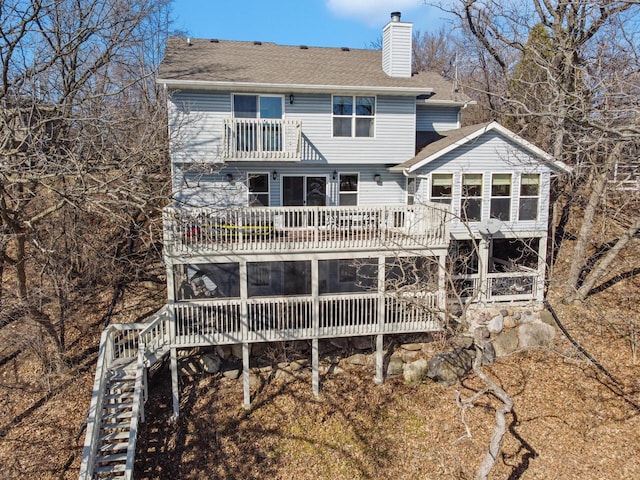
{"left": 418, "top": 99, "right": 477, "bottom": 107}
{"left": 157, "top": 79, "right": 433, "bottom": 96}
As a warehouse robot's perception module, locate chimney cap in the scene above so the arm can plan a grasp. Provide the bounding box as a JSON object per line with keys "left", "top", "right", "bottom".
{"left": 390, "top": 11, "right": 401, "bottom": 22}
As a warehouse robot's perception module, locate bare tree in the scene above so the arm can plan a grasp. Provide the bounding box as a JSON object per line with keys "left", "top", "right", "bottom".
{"left": 434, "top": 0, "right": 640, "bottom": 304}
{"left": 0, "top": 0, "right": 171, "bottom": 369}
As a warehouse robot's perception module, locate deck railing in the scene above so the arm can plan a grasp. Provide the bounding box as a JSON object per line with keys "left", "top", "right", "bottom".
{"left": 450, "top": 271, "right": 540, "bottom": 302}
{"left": 222, "top": 118, "right": 301, "bottom": 160}
{"left": 163, "top": 203, "right": 450, "bottom": 255}
{"left": 172, "top": 292, "right": 440, "bottom": 346}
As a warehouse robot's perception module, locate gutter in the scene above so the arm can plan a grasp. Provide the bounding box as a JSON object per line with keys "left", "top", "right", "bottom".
{"left": 157, "top": 79, "right": 433, "bottom": 96}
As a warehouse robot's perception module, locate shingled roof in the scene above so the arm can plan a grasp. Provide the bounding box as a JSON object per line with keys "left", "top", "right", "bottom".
{"left": 157, "top": 37, "right": 470, "bottom": 103}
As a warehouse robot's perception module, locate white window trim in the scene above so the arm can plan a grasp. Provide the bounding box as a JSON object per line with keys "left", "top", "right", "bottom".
{"left": 331, "top": 94, "right": 376, "bottom": 138}
{"left": 429, "top": 172, "right": 454, "bottom": 203}
{"left": 232, "top": 93, "right": 284, "bottom": 119}
{"left": 338, "top": 172, "right": 359, "bottom": 206}
{"left": 490, "top": 173, "right": 512, "bottom": 221}
{"left": 460, "top": 172, "right": 484, "bottom": 222}
{"left": 518, "top": 173, "right": 541, "bottom": 221}
{"left": 248, "top": 172, "right": 270, "bottom": 207}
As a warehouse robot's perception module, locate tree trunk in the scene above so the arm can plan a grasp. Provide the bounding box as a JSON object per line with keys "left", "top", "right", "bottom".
{"left": 571, "top": 218, "right": 640, "bottom": 302}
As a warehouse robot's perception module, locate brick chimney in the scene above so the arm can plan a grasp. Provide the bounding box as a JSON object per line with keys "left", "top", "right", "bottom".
{"left": 382, "top": 11, "right": 413, "bottom": 78}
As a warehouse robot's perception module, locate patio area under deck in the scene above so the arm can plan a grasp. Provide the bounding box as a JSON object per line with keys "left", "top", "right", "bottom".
{"left": 163, "top": 203, "right": 451, "bottom": 257}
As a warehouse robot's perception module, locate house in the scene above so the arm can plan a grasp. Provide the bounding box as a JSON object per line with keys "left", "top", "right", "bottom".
{"left": 79, "top": 12, "right": 570, "bottom": 480}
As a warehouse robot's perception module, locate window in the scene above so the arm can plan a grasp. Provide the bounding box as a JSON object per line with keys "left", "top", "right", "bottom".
{"left": 339, "top": 173, "right": 358, "bottom": 205}
{"left": 247, "top": 261, "right": 311, "bottom": 297}
{"left": 490, "top": 173, "right": 511, "bottom": 221}
{"left": 332, "top": 95, "right": 375, "bottom": 137}
{"left": 407, "top": 177, "right": 416, "bottom": 205}
{"left": 248, "top": 173, "right": 269, "bottom": 206}
{"left": 318, "top": 259, "right": 377, "bottom": 294}
{"left": 233, "top": 94, "right": 283, "bottom": 151}
{"left": 175, "top": 263, "right": 240, "bottom": 300}
{"left": 461, "top": 173, "right": 482, "bottom": 221}
{"left": 431, "top": 173, "right": 453, "bottom": 204}
{"left": 519, "top": 174, "right": 540, "bottom": 220}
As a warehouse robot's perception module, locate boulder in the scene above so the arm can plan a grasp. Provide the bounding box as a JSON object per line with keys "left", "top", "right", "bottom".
{"left": 539, "top": 310, "right": 556, "bottom": 327}
{"left": 200, "top": 354, "right": 222, "bottom": 374}
{"left": 386, "top": 356, "right": 405, "bottom": 377}
{"left": 329, "top": 338, "right": 349, "bottom": 350}
{"left": 345, "top": 353, "right": 373, "bottom": 367}
{"left": 519, "top": 322, "right": 556, "bottom": 348}
{"left": 426, "top": 347, "right": 475, "bottom": 386}
{"left": 400, "top": 342, "right": 424, "bottom": 351}
{"left": 216, "top": 345, "right": 232, "bottom": 360}
{"left": 231, "top": 343, "right": 250, "bottom": 359}
{"left": 488, "top": 314, "right": 504, "bottom": 334}
{"left": 493, "top": 329, "right": 519, "bottom": 357}
{"left": 403, "top": 358, "right": 429, "bottom": 384}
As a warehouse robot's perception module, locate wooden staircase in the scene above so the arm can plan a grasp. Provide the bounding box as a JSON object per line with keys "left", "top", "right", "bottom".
{"left": 93, "top": 361, "right": 138, "bottom": 479}
{"left": 79, "top": 306, "right": 172, "bottom": 480}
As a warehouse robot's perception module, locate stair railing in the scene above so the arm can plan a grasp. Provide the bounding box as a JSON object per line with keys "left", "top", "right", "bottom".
{"left": 123, "top": 348, "right": 146, "bottom": 480}
{"left": 78, "top": 326, "right": 115, "bottom": 480}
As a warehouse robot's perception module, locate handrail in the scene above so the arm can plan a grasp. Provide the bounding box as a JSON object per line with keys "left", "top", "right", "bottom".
{"left": 124, "top": 348, "right": 146, "bottom": 480}
{"left": 78, "top": 327, "right": 114, "bottom": 480}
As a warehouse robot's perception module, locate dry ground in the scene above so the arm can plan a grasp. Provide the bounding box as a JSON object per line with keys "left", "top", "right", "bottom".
{"left": 0, "top": 251, "right": 639, "bottom": 479}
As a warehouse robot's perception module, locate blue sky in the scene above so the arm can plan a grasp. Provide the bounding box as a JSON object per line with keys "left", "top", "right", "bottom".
{"left": 170, "top": 0, "right": 452, "bottom": 49}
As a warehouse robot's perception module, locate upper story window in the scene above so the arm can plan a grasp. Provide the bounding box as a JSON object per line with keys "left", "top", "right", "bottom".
{"left": 461, "top": 173, "right": 483, "bottom": 222}
{"left": 233, "top": 95, "right": 283, "bottom": 152}
{"left": 519, "top": 173, "right": 540, "bottom": 220}
{"left": 248, "top": 173, "right": 269, "bottom": 206}
{"left": 233, "top": 94, "right": 282, "bottom": 119}
{"left": 339, "top": 173, "right": 359, "bottom": 205}
{"left": 431, "top": 173, "right": 453, "bottom": 204}
{"left": 490, "top": 173, "right": 512, "bottom": 221}
{"left": 332, "top": 96, "right": 375, "bottom": 137}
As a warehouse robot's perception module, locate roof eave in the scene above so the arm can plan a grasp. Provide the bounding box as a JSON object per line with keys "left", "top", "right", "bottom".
{"left": 156, "top": 78, "right": 433, "bottom": 95}
{"left": 418, "top": 99, "right": 477, "bottom": 107}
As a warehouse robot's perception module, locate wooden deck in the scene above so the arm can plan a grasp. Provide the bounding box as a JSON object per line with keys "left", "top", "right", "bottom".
{"left": 163, "top": 203, "right": 451, "bottom": 256}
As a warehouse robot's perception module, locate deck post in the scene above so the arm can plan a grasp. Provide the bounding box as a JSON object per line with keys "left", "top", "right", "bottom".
{"left": 374, "top": 334, "right": 384, "bottom": 385}
{"left": 375, "top": 256, "right": 386, "bottom": 385}
{"left": 312, "top": 338, "right": 319, "bottom": 397}
{"left": 536, "top": 234, "right": 547, "bottom": 302}
{"left": 242, "top": 342, "right": 251, "bottom": 409}
{"left": 170, "top": 347, "right": 179, "bottom": 418}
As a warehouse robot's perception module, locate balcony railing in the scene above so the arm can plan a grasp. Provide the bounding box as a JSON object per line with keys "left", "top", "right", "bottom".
{"left": 163, "top": 203, "right": 451, "bottom": 255}
{"left": 222, "top": 118, "right": 301, "bottom": 160}
{"left": 172, "top": 292, "right": 440, "bottom": 346}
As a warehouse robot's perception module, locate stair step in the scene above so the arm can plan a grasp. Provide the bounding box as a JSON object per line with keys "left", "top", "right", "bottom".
{"left": 101, "top": 420, "right": 131, "bottom": 431}
{"left": 100, "top": 431, "right": 131, "bottom": 442}
{"left": 102, "top": 410, "right": 133, "bottom": 421}
{"left": 104, "top": 392, "right": 134, "bottom": 401}
{"left": 100, "top": 442, "right": 129, "bottom": 452}
{"left": 94, "top": 462, "right": 127, "bottom": 474}
{"left": 97, "top": 452, "right": 128, "bottom": 464}
{"left": 102, "top": 400, "right": 134, "bottom": 411}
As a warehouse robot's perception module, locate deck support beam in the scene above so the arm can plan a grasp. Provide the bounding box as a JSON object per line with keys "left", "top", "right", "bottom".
{"left": 242, "top": 342, "right": 251, "bottom": 409}
{"left": 170, "top": 347, "right": 179, "bottom": 418}
{"left": 374, "top": 334, "right": 384, "bottom": 384}
{"left": 312, "top": 338, "right": 319, "bottom": 397}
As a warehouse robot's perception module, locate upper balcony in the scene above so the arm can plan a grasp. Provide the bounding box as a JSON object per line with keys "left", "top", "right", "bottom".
{"left": 163, "top": 203, "right": 451, "bottom": 258}
{"left": 222, "top": 118, "right": 302, "bottom": 161}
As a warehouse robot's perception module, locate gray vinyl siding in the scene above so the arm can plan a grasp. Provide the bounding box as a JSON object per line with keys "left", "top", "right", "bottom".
{"left": 295, "top": 93, "right": 416, "bottom": 165}
{"left": 168, "top": 90, "right": 417, "bottom": 167}
{"left": 173, "top": 163, "right": 407, "bottom": 207}
{"left": 168, "top": 90, "right": 230, "bottom": 164}
{"left": 416, "top": 105, "right": 459, "bottom": 132}
{"left": 412, "top": 130, "right": 554, "bottom": 237}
